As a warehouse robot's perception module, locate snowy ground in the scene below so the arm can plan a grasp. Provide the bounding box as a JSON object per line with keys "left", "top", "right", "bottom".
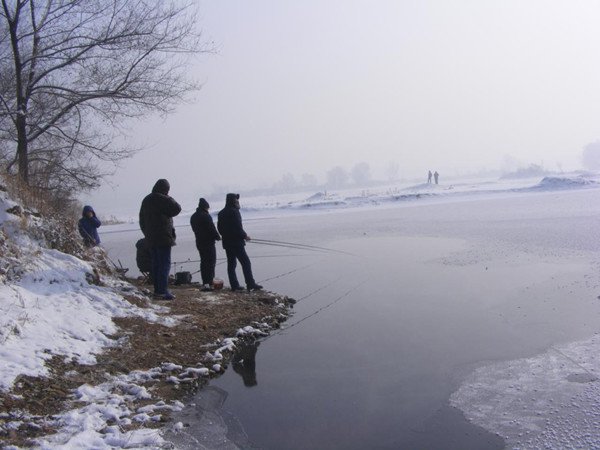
{"left": 0, "top": 188, "right": 185, "bottom": 448}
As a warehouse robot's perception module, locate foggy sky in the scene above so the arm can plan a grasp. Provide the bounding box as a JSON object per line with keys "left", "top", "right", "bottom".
{"left": 84, "top": 0, "right": 600, "bottom": 215}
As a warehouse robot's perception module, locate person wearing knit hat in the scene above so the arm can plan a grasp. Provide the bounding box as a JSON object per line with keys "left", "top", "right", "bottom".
{"left": 139, "top": 179, "right": 181, "bottom": 300}
{"left": 190, "top": 197, "right": 221, "bottom": 291}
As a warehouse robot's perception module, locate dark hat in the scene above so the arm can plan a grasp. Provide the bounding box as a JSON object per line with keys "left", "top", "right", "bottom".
{"left": 225, "top": 193, "right": 240, "bottom": 207}
{"left": 152, "top": 179, "right": 170, "bottom": 195}
{"left": 198, "top": 198, "right": 210, "bottom": 210}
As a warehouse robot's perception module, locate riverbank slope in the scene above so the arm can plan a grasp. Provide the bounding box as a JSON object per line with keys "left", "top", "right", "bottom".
{"left": 0, "top": 186, "right": 293, "bottom": 449}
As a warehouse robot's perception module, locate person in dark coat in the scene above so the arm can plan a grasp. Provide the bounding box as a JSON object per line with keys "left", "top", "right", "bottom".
{"left": 190, "top": 198, "right": 221, "bottom": 291}
{"left": 78, "top": 205, "right": 101, "bottom": 247}
{"left": 135, "top": 238, "right": 153, "bottom": 283}
{"left": 217, "top": 193, "right": 262, "bottom": 291}
{"left": 139, "top": 179, "right": 181, "bottom": 300}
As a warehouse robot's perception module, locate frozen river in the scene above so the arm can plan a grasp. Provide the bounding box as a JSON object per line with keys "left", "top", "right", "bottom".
{"left": 103, "top": 186, "right": 600, "bottom": 449}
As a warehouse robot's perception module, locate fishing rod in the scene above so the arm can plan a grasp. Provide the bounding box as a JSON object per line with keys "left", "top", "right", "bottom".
{"left": 100, "top": 215, "right": 279, "bottom": 236}
{"left": 172, "top": 257, "right": 226, "bottom": 266}
{"left": 103, "top": 252, "right": 129, "bottom": 274}
{"left": 250, "top": 238, "right": 357, "bottom": 256}
{"left": 80, "top": 226, "right": 129, "bottom": 274}
{"left": 170, "top": 254, "right": 312, "bottom": 267}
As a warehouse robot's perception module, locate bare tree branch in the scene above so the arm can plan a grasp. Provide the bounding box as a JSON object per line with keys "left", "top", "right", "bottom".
{"left": 0, "top": 0, "right": 209, "bottom": 193}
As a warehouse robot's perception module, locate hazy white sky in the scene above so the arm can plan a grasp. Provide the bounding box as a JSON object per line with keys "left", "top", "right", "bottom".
{"left": 86, "top": 0, "right": 600, "bottom": 214}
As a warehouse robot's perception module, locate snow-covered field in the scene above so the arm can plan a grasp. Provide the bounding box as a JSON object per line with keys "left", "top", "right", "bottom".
{"left": 212, "top": 172, "right": 600, "bottom": 216}
{"left": 4, "top": 171, "right": 600, "bottom": 448}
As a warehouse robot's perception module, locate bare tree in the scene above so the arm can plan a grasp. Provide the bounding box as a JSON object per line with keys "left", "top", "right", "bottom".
{"left": 350, "top": 161, "right": 370, "bottom": 186}
{"left": 385, "top": 161, "right": 399, "bottom": 182}
{"left": 326, "top": 166, "right": 348, "bottom": 189}
{"left": 300, "top": 172, "right": 317, "bottom": 188}
{"left": 582, "top": 141, "right": 600, "bottom": 171}
{"left": 0, "top": 0, "right": 206, "bottom": 192}
{"left": 273, "top": 172, "right": 297, "bottom": 192}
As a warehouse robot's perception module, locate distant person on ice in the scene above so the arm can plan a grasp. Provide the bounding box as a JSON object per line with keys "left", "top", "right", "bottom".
{"left": 217, "top": 193, "right": 263, "bottom": 291}
{"left": 190, "top": 198, "right": 221, "bottom": 291}
{"left": 139, "top": 179, "right": 181, "bottom": 300}
{"left": 434, "top": 171, "right": 439, "bottom": 184}
{"left": 78, "top": 205, "right": 101, "bottom": 247}
{"left": 427, "top": 170, "right": 432, "bottom": 184}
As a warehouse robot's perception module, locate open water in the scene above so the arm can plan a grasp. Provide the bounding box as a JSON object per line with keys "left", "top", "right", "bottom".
{"left": 103, "top": 188, "right": 600, "bottom": 449}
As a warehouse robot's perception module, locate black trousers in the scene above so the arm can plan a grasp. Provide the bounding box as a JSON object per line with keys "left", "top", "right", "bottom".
{"left": 225, "top": 245, "right": 256, "bottom": 289}
{"left": 198, "top": 245, "right": 216, "bottom": 285}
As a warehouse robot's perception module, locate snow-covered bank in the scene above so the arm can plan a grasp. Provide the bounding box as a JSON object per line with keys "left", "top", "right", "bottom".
{"left": 0, "top": 186, "right": 183, "bottom": 448}
{"left": 0, "top": 189, "right": 168, "bottom": 391}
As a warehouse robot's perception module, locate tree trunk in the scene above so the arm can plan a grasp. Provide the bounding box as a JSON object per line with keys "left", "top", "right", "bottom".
{"left": 16, "top": 112, "right": 28, "bottom": 183}
{"left": 4, "top": 0, "right": 29, "bottom": 183}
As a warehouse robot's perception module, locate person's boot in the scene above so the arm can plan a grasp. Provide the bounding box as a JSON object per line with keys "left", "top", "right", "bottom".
{"left": 247, "top": 284, "right": 263, "bottom": 291}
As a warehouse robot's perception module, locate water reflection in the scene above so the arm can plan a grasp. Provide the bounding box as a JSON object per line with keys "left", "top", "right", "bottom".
{"left": 232, "top": 341, "right": 259, "bottom": 387}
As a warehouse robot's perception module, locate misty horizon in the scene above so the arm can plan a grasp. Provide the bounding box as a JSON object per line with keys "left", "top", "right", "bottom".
{"left": 81, "top": 1, "right": 600, "bottom": 215}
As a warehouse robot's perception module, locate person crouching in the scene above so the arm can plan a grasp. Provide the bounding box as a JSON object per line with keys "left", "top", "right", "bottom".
{"left": 78, "top": 205, "right": 101, "bottom": 247}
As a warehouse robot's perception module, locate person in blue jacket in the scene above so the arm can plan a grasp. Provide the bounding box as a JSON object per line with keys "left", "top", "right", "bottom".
{"left": 78, "top": 205, "right": 101, "bottom": 247}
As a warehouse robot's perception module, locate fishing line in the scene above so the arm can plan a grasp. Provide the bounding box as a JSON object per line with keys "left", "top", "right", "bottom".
{"left": 265, "top": 278, "right": 368, "bottom": 340}
{"left": 549, "top": 346, "right": 597, "bottom": 378}
{"left": 295, "top": 275, "right": 345, "bottom": 302}
{"left": 258, "top": 263, "right": 315, "bottom": 284}
{"left": 251, "top": 238, "right": 357, "bottom": 256}
{"left": 248, "top": 240, "right": 331, "bottom": 254}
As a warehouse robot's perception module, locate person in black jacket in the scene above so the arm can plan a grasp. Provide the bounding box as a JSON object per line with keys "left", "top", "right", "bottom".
{"left": 139, "top": 179, "right": 181, "bottom": 300}
{"left": 190, "top": 198, "right": 221, "bottom": 291}
{"left": 217, "top": 193, "right": 262, "bottom": 291}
